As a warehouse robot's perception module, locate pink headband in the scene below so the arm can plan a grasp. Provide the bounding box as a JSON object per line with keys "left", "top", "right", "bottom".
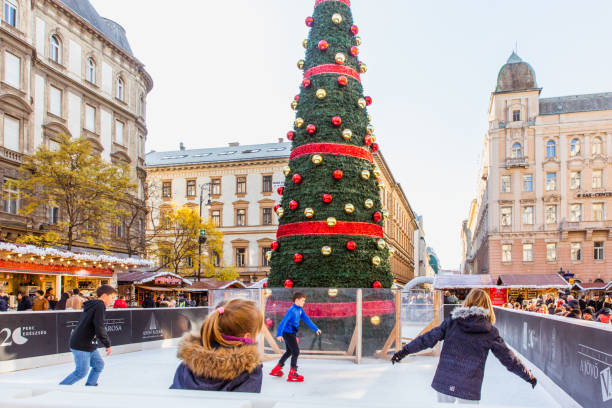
{"left": 221, "top": 334, "right": 254, "bottom": 345}
{"left": 217, "top": 307, "right": 224, "bottom": 314}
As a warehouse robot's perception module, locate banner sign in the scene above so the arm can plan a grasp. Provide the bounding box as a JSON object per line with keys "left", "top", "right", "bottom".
{"left": 0, "top": 313, "right": 57, "bottom": 360}
{"left": 489, "top": 288, "right": 508, "bottom": 306}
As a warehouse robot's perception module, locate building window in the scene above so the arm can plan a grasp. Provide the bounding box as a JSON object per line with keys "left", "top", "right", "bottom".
{"left": 570, "top": 171, "right": 581, "bottom": 190}
{"left": 162, "top": 181, "right": 172, "bottom": 198}
{"left": 546, "top": 243, "right": 557, "bottom": 262}
{"left": 262, "top": 175, "right": 272, "bottom": 193}
{"left": 211, "top": 210, "right": 221, "bottom": 227}
{"left": 594, "top": 241, "right": 604, "bottom": 260}
{"left": 545, "top": 205, "right": 557, "bottom": 224}
{"left": 523, "top": 243, "right": 533, "bottom": 262}
{"left": 185, "top": 256, "right": 193, "bottom": 268}
{"left": 512, "top": 110, "right": 520, "bottom": 122}
{"left": 593, "top": 203, "right": 604, "bottom": 221}
{"left": 235, "top": 248, "right": 246, "bottom": 267}
{"left": 570, "top": 138, "right": 581, "bottom": 156}
{"left": 545, "top": 172, "right": 557, "bottom": 191}
{"left": 236, "top": 176, "right": 247, "bottom": 194}
{"left": 592, "top": 169, "right": 603, "bottom": 189}
{"left": 160, "top": 209, "right": 171, "bottom": 229}
{"left": 501, "top": 175, "right": 511, "bottom": 193}
{"left": 570, "top": 242, "right": 582, "bottom": 261}
{"left": 4, "top": 52, "right": 20, "bottom": 89}
{"left": 522, "top": 206, "right": 534, "bottom": 225}
{"left": 114, "top": 223, "right": 123, "bottom": 238}
{"left": 545, "top": 140, "right": 556, "bottom": 158}
{"left": 3, "top": 115, "right": 19, "bottom": 152}
{"left": 236, "top": 208, "right": 246, "bottom": 226}
{"left": 2, "top": 178, "right": 18, "bottom": 214}
{"left": 50, "top": 35, "right": 61, "bottom": 63}
{"left": 212, "top": 251, "right": 220, "bottom": 267}
{"left": 592, "top": 137, "right": 603, "bottom": 155}
{"left": 500, "top": 207, "right": 512, "bottom": 226}
{"left": 261, "top": 247, "right": 270, "bottom": 267}
{"left": 49, "top": 86, "right": 62, "bottom": 117}
{"left": 4, "top": 0, "right": 17, "bottom": 27}
{"left": 116, "top": 77, "right": 124, "bottom": 100}
{"left": 186, "top": 180, "right": 196, "bottom": 197}
{"left": 139, "top": 93, "right": 145, "bottom": 117}
{"left": 262, "top": 207, "right": 272, "bottom": 225}
{"left": 569, "top": 203, "right": 582, "bottom": 222}
{"left": 211, "top": 178, "right": 221, "bottom": 195}
{"left": 49, "top": 206, "right": 59, "bottom": 224}
{"left": 523, "top": 174, "right": 533, "bottom": 192}
{"left": 86, "top": 58, "right": 96, "bottom": 83}
{"left": 511, "top": 143, "right": 522, "bottom": 158}
{"left": 85, "top": 105, "right": 95, "bottom": 132}
{"left": 502, "top": 244, "right": 512, "bottom": 263}
{"left": 115, "top": 120, "right": 124, "bottom": 145}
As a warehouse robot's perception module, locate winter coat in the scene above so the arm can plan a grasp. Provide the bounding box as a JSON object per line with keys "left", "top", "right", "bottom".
{"left": 0, "top": 295, "right": 8, "bottom": 311}
{"left": 566, "top": 309, "right": 582, "bottom": 319}
{"left": 399, "top": 306, "right": 534, "bottom": 401}
{"left": 142, "top": 297, "right": 156, "bottom": 308}
{"left": 32, "top": 297, "right": 49, "bottom": 311}
{"left": 69, "top": 300, "right": 111, "bottom": 352}
{"left": 170, "top": 334, "right": 262, "bottom": 393}
{"left": 66, "top": 295, "right": 86, "bottom": 310}
{"left": 113, "top": 299, "right": 128, "bottom": 309}
{"left": 276, "top": 304, "right": 319, "bottom": 336}
{"left": 17, "top": 296, "right": 32, "bottom": 311}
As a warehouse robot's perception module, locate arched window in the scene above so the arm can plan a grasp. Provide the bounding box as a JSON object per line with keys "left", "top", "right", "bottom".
{"left": 546, "top": 140, "right": 556, "bottom": 158}
{"left": 116, "top": 77, "right": 124, "bottom": 100}
{"left": 50, "top": 35, "right": 61, "bottom": 63}
{"left": 139, "top": 93, "right": 145, "bottom": 116}
{"left": 592, "top": 136, "right": 603, "bottom": 155}
{"left": 570, "top": 138, "right": 581, "bottom": 157}
{"left": 511, "top": 143, "right": 522, "bottom": 158}
{"left": 86, "top": 58, "right": 96, "bottom": 83}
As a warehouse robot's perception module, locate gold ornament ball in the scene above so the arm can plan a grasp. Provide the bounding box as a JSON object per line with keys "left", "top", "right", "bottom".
{"left": 264, "top": 288, "right": 273, "bottom": 298}
{"left": 359, "top": 62, "right": 368, "bottom": 74}
{"left": 265, "top": 251, "right": 272, "bottom": 261}
{"left": 367, "top": 124, "right": 374, "bottom": 135}
{"left": 378, "top": 182, "right": 386, "bottom": 190}
{"left": 304, "top": 208, "right": 314, "bottom": 218}
{"left": 368, "top": 115, "right": 373, "bottom": 123}
{"left": 335, "top": 53, "right": 346, "bottom": 64}
{"left": 290, "top": 100, "right": 298, "bottom": 111}
{"left": 331, "top": 13, "right": 343, "bottom": 24}
{"left": 295, "top": 117, "right": 304, "bottom": 128}
{"left": 311, "top": 154, "right": 323, "bottom": 165}
{"left": 361, "top": 170, "right": 371, "bottom": 180}
{"left": 377, "top": 239, "right": 386, "bottom": 249}
{"left": 328, "top": 288, "right": 338, "bottom": 298}
{"left": 282, "top": 166, "right": 291, "bottom": 176}
{"left": 326, "top": 217, "right": 337, "bottom": 227}
{"left": 342, "top": 129, "right": 353, "bottom": 140}
{"left": 372, "top": 256, "right": 381, "bottom": 266}
{"left": 357, "top": 98, "right": 367, "bottom": 109}
{"left": 364, "top": 199, "right": 374, "bottom": 209}
{"left": 321, "top": 246, "right": 332, "bottom": 256}
{"left": 302, "top": 39, "right": 308, "bottom": 49}
{"left": 370, "top": 315, "right": 381, "bottom": 326}
{"left": 276, "top": 207, "right": 285, "bottom": 218}
{"left": 297, "top": 59, "right": 305, "bottom": 69}
{"left": 382, "top": 210, "right": 389, "bottom": 219}
{"left": 388, "top": 247, "right": 396, "bottom": 256}
{"left": 355, "top": 36, "right": 362, "bottom": 46}
{"left": 316, "top": 88, "right": 327, "bottom": 99}
{"left": 344, "top": 203, "right": 355, "bottom": 214}
{"left": 373, "top": 167, "right": 382, "bottom": 178}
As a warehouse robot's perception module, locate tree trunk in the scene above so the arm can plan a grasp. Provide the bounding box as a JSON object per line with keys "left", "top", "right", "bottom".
{"left": 67, "top": 225, "right": 73, "bottom": 250}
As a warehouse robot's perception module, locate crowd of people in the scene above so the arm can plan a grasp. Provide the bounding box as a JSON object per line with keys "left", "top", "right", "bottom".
{"left": 501, "top": 293, "right": 612, "bottom": 324}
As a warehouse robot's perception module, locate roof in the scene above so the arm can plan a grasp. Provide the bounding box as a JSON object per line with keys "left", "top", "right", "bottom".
{"left": 146, "top": 142, "right": 292, "bottom": 167}
{"left": 539, "top": 92, "right": 612, "bottom": 115}
{"left": 433, "top": 274, "right": 493, "bottom": 289}
{"left": 495, "top": 274, "right": 569, "bottom": 289}
{"left": 249, "top": 278, "right": 268, "bottom": 288}
{"left": 117, "top": 271, "right": 192, "bottom": 285}
{"left": 185, "top": 279, "right": 247, "bottom": 290}
{"left": 57, "top": 0, "right": 133, "bottom": 56}
{"left": 571, "top": 282, "right": 609, "bottom": 291}
{"left": 495, "top": 52, "right": 538, "bottom": 93}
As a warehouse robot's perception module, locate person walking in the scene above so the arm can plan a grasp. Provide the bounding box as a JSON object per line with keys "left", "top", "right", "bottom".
{"left": 142, "top": 294, "right": 155, "bottom": 308}
{"left": 391, "top": 288, "right": 536, "bottom": 404}
{"left": 59, "top": 285, "right": 117, "bottom": 386}
{"left": 113, "top": 296, "right": 128, "bottom": 309}
{"left": 17, "top": 292, "right": 32, "bottom": 311}
{"left": 269, "top": 292, "right": 321, "bottom": 382}
{"left": 32, "top": 290, "right": 49, "bottom": 311}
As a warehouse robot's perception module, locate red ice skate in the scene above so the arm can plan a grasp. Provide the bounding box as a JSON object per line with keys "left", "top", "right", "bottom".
{"left": 269, "top": 364, "right": 284, "bottom": 377}
{"left": 287, "top": 368, "right": 304, "bottom": 382}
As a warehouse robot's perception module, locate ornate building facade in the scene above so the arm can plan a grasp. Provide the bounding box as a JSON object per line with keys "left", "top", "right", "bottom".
{"left": 0, "top": 0, "right": 152, "bottom": 253}
{"left": 463, "top": 52, "right": 612, "bottom": 283}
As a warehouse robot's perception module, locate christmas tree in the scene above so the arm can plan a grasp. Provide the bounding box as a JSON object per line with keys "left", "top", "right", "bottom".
{"left": 268, "top": 0, "right": 393, "bottom": 288}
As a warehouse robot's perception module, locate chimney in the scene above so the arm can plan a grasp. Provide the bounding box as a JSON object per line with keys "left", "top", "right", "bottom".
{"left": 179, "top": 142, "right": 185, "bottom": 151}
{"left": 229, "top": 142, "right": 240, "bottom": 147}
{"left": 278, "top": 138, "right": 284, "bottom": 143}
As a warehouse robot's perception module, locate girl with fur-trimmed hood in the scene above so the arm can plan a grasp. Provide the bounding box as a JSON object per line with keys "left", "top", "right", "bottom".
{"left": 170, "top": 298, "right": 264, "bottom": 393}
{"left": 391, "top": 289, "right": 537, "bottom": 404}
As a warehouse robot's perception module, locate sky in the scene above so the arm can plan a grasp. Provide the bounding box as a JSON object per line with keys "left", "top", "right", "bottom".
{"left": 91, "top": 0, "right": 612, "bottom": 270}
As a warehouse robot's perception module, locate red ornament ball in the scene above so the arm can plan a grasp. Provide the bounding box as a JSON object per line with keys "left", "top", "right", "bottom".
{"left": 346, "top": 240, "right": 357, "bottom": 251}
{"left": 293, "top": 253, "right": 303, "bottom": 263}
{"left": 371, "top": 143, "right": 379, "bottom": 153}
{"left": 333, "top": 169, "right": 343, "bottom": 180}
{"left": 318, "top": 40, "right": 329, "bottom": 50}
{"left": 372, "top": 281, "right": 382, "bottom": 289}
{"left": 263, "top": 282, "right": 268, "bottom": 289}
{"left": 364, "top": 135, "right": 373, "bottom": 146}
{"left": 302, "top": 78, "right": 311, "bottom": 88}
{"left": 277, "top": 186, "right": 284, "bottom": 195}
{"left": 373, "top": 211, "right": 383, "bottom": 222}
{"left": 285, "top": 279, "right": 295, "bottom": 288}
{"left": 337, "top": 76, "right": 348, "bottom": 87}
{"left": 365, "top": 96, "right": 372, "bottom": 106}
{"left": 305, "top": 16, "right": 314, "bottom": 27}
{"left": 350, "top": 25, "right": 359, "bottom": 35}
{"left": 292, "top": 174, "right": 302, "bottom": 184}
{"left": 265, "top": 317, "right": 273, "bottom": 328}
{"left": 322, "top": 193, "right": 333, "bottom": 203}
{"left": 294, "top": 95, "right": 300, "bottom": 101}
{"left": 287, "top": 131, "right": 295, "bottom": 141}
{"left": 306, "top": 124, "right": 317, "bottom": 134}
{"left": 331, "top": 116, "right": 342, "bottom": 126}
{"left": 271, "top": 241, "right": 279, "bottom": 251}
{"left": 289, "top": 200, "right": 299, "bottom": 210}
{"left": 274, "top": 204, "right": 281, "bottom": 211}
{"left": 350, "top": 46, "right": 359, "bottom": 56}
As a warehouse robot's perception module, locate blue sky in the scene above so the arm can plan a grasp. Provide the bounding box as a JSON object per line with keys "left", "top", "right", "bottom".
{"left": 92, "top": 0, "right": 612, "bottom": 269}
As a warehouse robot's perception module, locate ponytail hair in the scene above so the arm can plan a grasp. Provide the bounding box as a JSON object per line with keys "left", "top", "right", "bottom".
{"left": 463, "top": 288, "right": 496, "bottom": 324}
{"left": 200, "top": 298, "right": 263, "bottom": 350}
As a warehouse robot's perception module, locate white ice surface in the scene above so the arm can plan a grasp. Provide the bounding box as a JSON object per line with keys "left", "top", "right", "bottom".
{"left": 0, "top": 347, "right": 560, "bottom": 408}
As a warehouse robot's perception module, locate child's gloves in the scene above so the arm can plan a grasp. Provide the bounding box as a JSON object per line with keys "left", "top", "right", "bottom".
{"left": 529, "top": 377, "right": 537, "bottom": 389}
{"left": 391, "top": 349, "right": 407, "bottom": 364}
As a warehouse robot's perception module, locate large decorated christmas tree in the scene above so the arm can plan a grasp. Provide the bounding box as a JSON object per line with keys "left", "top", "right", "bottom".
{"left": 268, "top": 0, "right": 394, "bottom": 288}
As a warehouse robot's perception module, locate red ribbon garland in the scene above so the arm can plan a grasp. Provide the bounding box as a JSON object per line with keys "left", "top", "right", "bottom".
{"left": 266, "top": 299, "right": 395, "bottom": 318}
{"left": 290, "top": 143, "right": 373, "bottom": 163}
{"left": 314, "top": 0, "right": 351, "bottom": 7}
{"left": 277, "top": 221, "right": 383, "bottom": 239}
{"left": 304, "top": 64, "right": 361, "bottom": 82}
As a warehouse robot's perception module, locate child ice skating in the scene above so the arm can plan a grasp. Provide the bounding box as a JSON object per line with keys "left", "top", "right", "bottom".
{"left": 391, "top": 289, "right": 537, "bottom": 404}
{"left": 170, "top": 298, "right": 264, "bottom": 393}
{"left": 270, "top": 292, "right": 321, "bottom": 382}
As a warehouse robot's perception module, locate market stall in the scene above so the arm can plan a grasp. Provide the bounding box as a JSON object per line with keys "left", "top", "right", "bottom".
{"left": 185, "top": 279, "right": 247, "bottom": 306}
{"left": 570, "top": 281, "right": 609, "bottom": 296}
{"left": 433, "top": 274, "right": 494, "bottom": 303}
{"left": 496, "top": 273, "right": 570, "bottom": 305}
{"left": 117, "top": 271, "right": 193, "bottom": 306}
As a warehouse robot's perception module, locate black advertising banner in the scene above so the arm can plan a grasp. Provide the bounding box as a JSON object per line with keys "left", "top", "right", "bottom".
{"left": 131, "top": 309, "right": 172, "bottom": 343}
{"left": 56, "top": 310, "right": 132, "bottom": 353}
{"left": 171, "top": 308, "right": 209, "bottom": 338}
{"left": 56, "top": 311, "right": 83, "bottom": 354}
{"left": 0, "top": 313, "right": 57, "bottom": 361}
{"left": 496, "top": 308, "right": 612, "bottom": 408}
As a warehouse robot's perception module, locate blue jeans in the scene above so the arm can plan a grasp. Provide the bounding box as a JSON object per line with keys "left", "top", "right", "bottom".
{"left": 59, "top": 349, "right": 105, "bottom": 386}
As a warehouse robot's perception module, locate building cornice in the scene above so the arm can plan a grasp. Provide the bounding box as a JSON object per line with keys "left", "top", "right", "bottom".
{"left": 146, "top": 157, "right": 289, "bottom": 173}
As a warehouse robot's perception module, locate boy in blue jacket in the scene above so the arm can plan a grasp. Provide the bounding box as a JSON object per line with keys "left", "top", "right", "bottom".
{"left": 269, "top": 292, "right": 321, "bottom": 382}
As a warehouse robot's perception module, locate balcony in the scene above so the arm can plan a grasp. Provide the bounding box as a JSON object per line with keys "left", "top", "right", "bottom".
{"left": 0, "top": 146, "right": 23, "bottom": 165}
{"left": 505, "top": 157, "right": 529, "bottom": 168}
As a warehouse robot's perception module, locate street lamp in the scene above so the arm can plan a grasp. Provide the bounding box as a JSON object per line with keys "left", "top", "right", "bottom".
{"left": 198, "top": 182, "right": 212, "bottom": 282}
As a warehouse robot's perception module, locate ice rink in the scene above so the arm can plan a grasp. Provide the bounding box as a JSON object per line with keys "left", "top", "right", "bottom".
{"left": 0, "top": 346, "right": 561, "bottom": 408}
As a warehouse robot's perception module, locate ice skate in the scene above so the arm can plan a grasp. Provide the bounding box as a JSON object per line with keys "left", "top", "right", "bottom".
{"left": 287, "top": 368, "right": 304, "bottom": 382}
{"left": 269, "top": 364, "right": 284, "bottom": 377}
